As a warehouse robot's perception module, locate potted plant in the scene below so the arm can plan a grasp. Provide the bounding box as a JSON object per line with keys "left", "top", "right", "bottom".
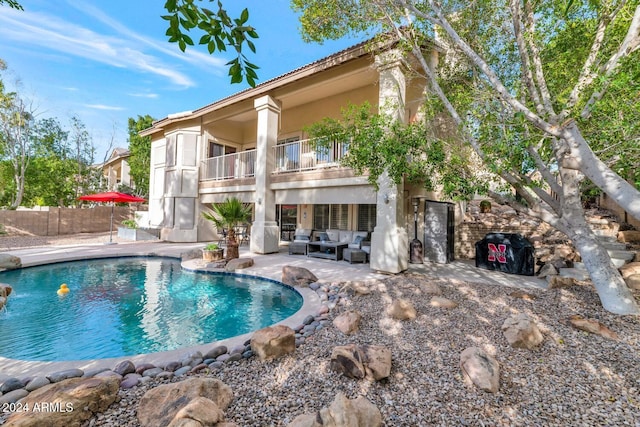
{"left": 202, "top": 243, "right": 224, "bottom": 261}
{"left": 480, "top": 200, "right": 492, "bottom": 213}
{"left": 202, "top": 197, "right": 252, "bottom": 260}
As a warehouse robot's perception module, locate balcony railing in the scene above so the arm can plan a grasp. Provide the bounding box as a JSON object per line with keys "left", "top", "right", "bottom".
{"left": 274, "top": 138, "right": 348, "bottom": 173}
{"left": 203, "top": 149, "right": 256, "bottom": 181}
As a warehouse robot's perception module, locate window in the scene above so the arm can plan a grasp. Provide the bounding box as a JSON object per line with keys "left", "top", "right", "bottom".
{"left": 313, "top": 204, "right": 329, "bottom": 230}
{"left": 330, "top": 204, "right": 349, "bottom": 229}
{"left": 209, "top": 141, "right": 224, "bottom": 158}
{"left": 357, "top": 204, "right": 377, "bottom": 232}
{"left": 277, "top": 136, "right": 300, "bottom": 171}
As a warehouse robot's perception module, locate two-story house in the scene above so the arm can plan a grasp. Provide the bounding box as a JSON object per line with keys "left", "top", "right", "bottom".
{"left": 141, "top": 39, "right": 456, "bottom": 274}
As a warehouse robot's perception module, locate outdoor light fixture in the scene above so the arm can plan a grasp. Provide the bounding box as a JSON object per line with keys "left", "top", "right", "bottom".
{"left": 383, "top": 193, "right": 390, "bottom": 204}
{"left": 257, "top": 197, "right": 262, "bottom": 205}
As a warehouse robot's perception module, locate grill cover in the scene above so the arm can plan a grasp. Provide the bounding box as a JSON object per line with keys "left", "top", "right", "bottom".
{"left": 475, "top": 233, "right": 535, "bottom": 276}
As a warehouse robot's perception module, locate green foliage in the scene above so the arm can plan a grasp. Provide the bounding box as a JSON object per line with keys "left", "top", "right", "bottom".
{"left": 0, "top": 0, "right": 22, "bottom": 10}
{"left": 163, "top": 1, "right": 259, "bottom": 86}
{"left": 127, "top": 115, "right": 154, "bottom": 197}
{"left": 120, "top": 219, "right": 138, "bottom": 229}
{"left": 202, "top": 197, "right": 252, "bottom": 247}
{"left": 306, "top": 102, "right": 486, "bottom": 201}
{"left": 205, "top": 242, "right": 220, "bottom": 250}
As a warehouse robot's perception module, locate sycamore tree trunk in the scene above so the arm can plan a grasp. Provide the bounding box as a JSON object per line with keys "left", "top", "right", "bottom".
{"left": 555, "top": 166, "right": 639, "bottom": 315}
{"left": 561, "top": 121, "right": 640, "bottom": 223}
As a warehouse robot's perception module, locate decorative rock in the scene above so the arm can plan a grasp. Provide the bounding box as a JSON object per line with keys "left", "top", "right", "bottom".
{"left": 113, "top": 360, "right": 136, "bottom": 376}
{"left": 82, "top": 368, "right": 111, "bottom": 378}
{"left": 387, "top": 299, "right": 417, "bottom": 320}
{"left": 569, "top": 315, "right": 619, "bottom": 340}
{"left": 225, "top": 353, "right": 242, "bottom": 363}
{"left": 288, "top": 392, "right": 382, "bottom": 427}
{"left": 174, "top": 396, "right": 225, "bottom": 425}
{"left": 216, "top": 354, "right": 231, "bottom": 363}
{"left": 0, "top": 389, "right": 29, "bottom": 404}
{"left": 0, "top": 254, "right": 21, "bottom": 271}
{"left": 191, "top": 363, "right": 209, "bottom": 373}
{"left": 229, "top": 344, "right": 246, "bottom": 355}
{"left": 430, "top": 296, "right": 458, "bottom": 309}
{"left": 5, "top": 376, "right": 119, "bottom": 427}
{"left": 0, "top": 377, "right": 24, "bottom": 393}
{"left": 25, "top": 376, "right": 50, "bottom": 392}
{"left": 164, "top": 361, "right": 181, "bottom": 372}
{"left": 547, "top": 275, "right": 575, "bottom": 289}
{"left": 142, "top": 367, "right": 164, "bottom": 377}
{"left": 208, "top": 361, "right": 224, "bottom": 370}
{"left": 618, "top": 230, "right": 640, "bottom": 243}
{"left": 502, "top": 314, "right": 544, "bottom": 349}
{"left": 0, "top": 283, "right": 13, "bottom": 298}
{"left": 205, "top": 345, "right": 228, "bottom": 360}
{"left": 174, "top": 366, "right": 191, "bottom": 376}
{"left": 120, "top": 374, "right": 141, "bottom": 389}
{"left": 460, "top": 347, "right": 500, "bottom": 393}
{"left": 282, "top": 266, "right": 318, "bottom": 287}
{"left": 625, "top": 274, "right": 640, "bottom": 290}
{"left": 619, "top": 262, "right": 640, "bottom": 279}
{"left": 251, "top": 325, "right": 296, "bottom": 360}
{"left": 317, "top": 304, "right": 330, "bottom": 315}
{"left": 333, "top": 310, "right": 362, "bottom": 335}
{"left": 225, "top": 257, "right": 254, "bottom": 271}
{"left": 93, "top": 370, "right": 122, "bottom": 380}
{"left": 180, "top": 351, "right": 204, "bottom": 367}
{"left": 137, "top": 378, "right": 233, "bottom": 427}
{"left": 419, "top": 281, "right": 442, "bottom": 295}
{"left": 509, "top": 290, "right": 537, "bottom": 301}
{"left": 242, "top": 350, "right": 254, "bottom": 359}
{"left": 47, "top": 368, "right": 84, "bottom": 383}
{"left": 537, "top": 263, "right": 558, "bottom": 278}
{"left": 135, "top": 363, "right": 156, "bottom": 375}
{"left": 302, "top": 314, "right": 315, "bottom": 325}
{"left": 330, "top": 344, "right": 391, "bottom": 381}
{"left": 156, "top": 371, "right": 174, "bottom": 380}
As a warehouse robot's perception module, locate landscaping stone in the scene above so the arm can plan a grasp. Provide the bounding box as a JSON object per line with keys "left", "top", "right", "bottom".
{"left": 460, "top": 347, "right": 500, "bottom": 393}
{"left": 430, "top": 296, "right": 458, "bottom": 309}
{"left": 137, "top": 378, "right": 233, "bottom": 427}
{"left": 333, "top": 310, "right": 362, "bottom": 335}
{"left": 330, "top": 344, "right": 391, "bottom": 381}
{"left": 619, "top": 262, "right": 640, "bottom": 279}
{"left": 205, "top": 345, "right": 228, "bottom": 359}
{"left": 387, "top": 298, "right": 417, "bottom": 320}
{"left": 617, "top": 230, "right": 640, "bottom": 243}
{"left": 113, "top": 360, "right": 136, "bottom": 376}
{"left": 251, "top": 325, "right": 296, "bottom": 360}
{"left": 5, "top": 376, "right": 119, "bottom": 427}
{"left": 569, "top": 315, "right": 619, "bottom": 340}
{"left": 225, "top": 257, "right": 254, "bottom": 271}
{"left": 47, "top": 369, "right": 84, "bottom": 383}
{"left": 502, "top": 314, "right": 544, "bottom": 349}
{"left": 0, "top": 389, "right": 29, "bottom": 404}
{"left": 288, "top": 392, "right": 382, "bottom": 427}
{"left": 0, "top": 378, "right": 24, "bottom": 393}
{"left": 625, "top": 274, "right": 640, "bottom": 290}
{"left": 24, "top": 376, "right": 50, "bottom": 392}
{"left": 281, "top": 266, "right": 318, "bottom": 287}
{"left": 0, "top": 254, "right": 21, "bottom": 271}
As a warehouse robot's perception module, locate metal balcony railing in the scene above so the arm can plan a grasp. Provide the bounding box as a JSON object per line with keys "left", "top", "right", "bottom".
{"left": 274, "top": 138, "right": 348, "bottom": 173}
{"left": 202, "top": 149, "right": 256, "bottom": 181}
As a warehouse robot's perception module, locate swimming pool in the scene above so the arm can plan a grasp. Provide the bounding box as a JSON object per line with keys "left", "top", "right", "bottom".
{"left": 0, "top": 257, "right": 303, "bottom": 361}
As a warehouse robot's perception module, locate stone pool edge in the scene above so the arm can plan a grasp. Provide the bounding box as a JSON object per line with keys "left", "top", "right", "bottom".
{"left": 0, "top": 249, "right": 321, "bottom": 379}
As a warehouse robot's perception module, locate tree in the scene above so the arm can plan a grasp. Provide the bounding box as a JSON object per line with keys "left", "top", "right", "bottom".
{"left": 202, "top": 197, "right": 252, "bottom": 260}
{"left": 162, "top": 0, "right": 259, "bottom": 86}
{"left": 0, "top": 0, "right": 22, "bottom": 10}
{"left": 69, "top": 116, "right": 94, "bottom": 205}
{"left": 127, "top": 115, "right": 155, "bottom": 197}
{"left": 293, "top": 0, "right": 640, "bottom": 314}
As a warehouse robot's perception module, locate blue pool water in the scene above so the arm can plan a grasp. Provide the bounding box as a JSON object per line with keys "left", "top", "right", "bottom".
{"left": 0, "top": 257, "right": 302, "bottom": 361}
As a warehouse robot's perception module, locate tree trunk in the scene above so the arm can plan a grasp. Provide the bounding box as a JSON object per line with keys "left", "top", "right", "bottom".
{"left": 562, "top": 121, "right": 640, "bottom": 222}
{"left": 556, "top": 165, "right": 639, "bottom": 315}
{"left": 226, "top": 229, "right": 239, "bottom": 259}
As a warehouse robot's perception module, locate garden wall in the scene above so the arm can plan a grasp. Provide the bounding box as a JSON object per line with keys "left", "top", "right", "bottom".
{"left": 0, "top": 206, "right": 138, "bottom": 236}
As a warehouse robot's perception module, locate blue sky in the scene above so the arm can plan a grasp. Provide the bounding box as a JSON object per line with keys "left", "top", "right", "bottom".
{"left": 0, "top": 0, "right": 362, "bottom": 161}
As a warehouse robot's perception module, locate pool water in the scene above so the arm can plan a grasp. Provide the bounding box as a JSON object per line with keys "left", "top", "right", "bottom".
{"left": 0, "top": 257, "right": 302, "bottom": 361}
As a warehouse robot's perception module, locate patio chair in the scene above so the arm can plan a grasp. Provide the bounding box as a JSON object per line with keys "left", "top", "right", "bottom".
{"left": 289, "top": 228, "right": 312, "bottom": 255}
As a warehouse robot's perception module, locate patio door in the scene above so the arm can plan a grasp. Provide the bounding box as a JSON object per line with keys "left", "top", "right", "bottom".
{"left": 277, "top": 204, "right": 297, "bottom": 241}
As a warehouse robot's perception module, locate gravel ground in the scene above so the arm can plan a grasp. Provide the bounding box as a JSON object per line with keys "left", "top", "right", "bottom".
{"left": 87, "top": 274, "right": 639, "bottom": 427}
{"left": 0, "top": 228, "right": 119, "bottom": 251}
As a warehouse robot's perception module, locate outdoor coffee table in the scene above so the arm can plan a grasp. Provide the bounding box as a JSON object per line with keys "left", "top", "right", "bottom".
{"left": 306, "top": 241, "right": 348, "bottom": 261}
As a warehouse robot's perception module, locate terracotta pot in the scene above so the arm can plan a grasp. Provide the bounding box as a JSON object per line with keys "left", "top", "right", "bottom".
{"left": 203, "top": 249, "right": 224, "bottom": 261}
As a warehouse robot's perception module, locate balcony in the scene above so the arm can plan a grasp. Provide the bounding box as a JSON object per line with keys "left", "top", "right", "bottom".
{"left": 202, "top": 149, "right": 256, "bottom": 181}
{"left": 274, "top": 138, "right": 348, "bottom": 173}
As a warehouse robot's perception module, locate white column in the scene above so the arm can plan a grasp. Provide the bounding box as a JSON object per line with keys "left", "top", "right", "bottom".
{"left": 370, "top": 50, "right": 409, "bottom": 273}
{"left": 251, "top": 95, "right": 281, "bottom": 254}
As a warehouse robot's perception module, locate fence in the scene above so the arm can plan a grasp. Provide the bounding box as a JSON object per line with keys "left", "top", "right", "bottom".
{"left": 0, "top": 206, "right": 140, "bottom": 236}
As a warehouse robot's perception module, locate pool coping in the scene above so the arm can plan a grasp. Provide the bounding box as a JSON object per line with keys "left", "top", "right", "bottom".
{"left": 0, "top": 244, "right": 322, "bottom": 379}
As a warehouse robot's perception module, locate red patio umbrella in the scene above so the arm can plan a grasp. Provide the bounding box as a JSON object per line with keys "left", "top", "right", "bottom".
{"left": 78, "top": 191, "right": 146, "bottom": 244}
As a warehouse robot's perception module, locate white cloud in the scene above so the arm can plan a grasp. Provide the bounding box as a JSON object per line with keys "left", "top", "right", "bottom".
{"left": 129, "top": 93, "right": 159, "bottom": 99}
{"left": 84, "top": 104, "right": 126, "bottom": 111}
{"left": 0, "top": 6, "right": 208, "bottom": 87}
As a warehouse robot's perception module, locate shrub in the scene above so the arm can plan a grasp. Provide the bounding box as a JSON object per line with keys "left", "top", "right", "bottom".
{"left": 205, "top": 243, "right": 220, "bottom": 251}
{"left": 120, "top": 219, "right": 138, "bottom": 229}
{"left": 479, "top": 200, "right": 492, "bottom": 213}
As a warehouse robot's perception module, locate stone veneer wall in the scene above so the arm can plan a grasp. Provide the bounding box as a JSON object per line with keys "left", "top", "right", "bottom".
{"left": 455, "top": 222, "right": 543, "bottom": 260}
{"left": 0, "top": 206, "right": 141, "bottom": 236}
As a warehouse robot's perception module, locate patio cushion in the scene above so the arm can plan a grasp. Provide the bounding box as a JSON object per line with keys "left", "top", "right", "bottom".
{"left": 318, "top": 232, "right": 330, "bottom": 242}
{"left": 293, "top": 228, "right": 312, "bottom": 242}
{"left": 339, "top": 230, "right": 353, "bottom": 243}
{"left": 326, "top": 229, "right": 340, "bottom": 242}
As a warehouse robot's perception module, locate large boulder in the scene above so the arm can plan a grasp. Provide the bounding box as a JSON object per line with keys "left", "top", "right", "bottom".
{"left": 137, "top": 378, "right": 233, "bottom": 427}
{"left": 501, "top": 314, "right": 544, "bottom": 349}
{"left": 460, "top": 347, "right": 500, "bottom": 393}
{"left": 288, "top": 392, "right": 382, "bottom": 427}
{"left": 5, "top": 376, "right": 119, "bottom": 427}
{"left": 0, "top": 283, "right": 13, "bottom": 298}
{"left": 386, "top": 299, "right": 417, "bottom": 320}
{"left": 333, "top": 310, "right": 362, "bottom": 335}
{"left": 0, "top": 254, "right": 21, "bottom": 271}
{"left": 625, "top": 274, "right": 640, "bottom": 290}
{"left": 282, "top": 266, "right": 318, "bottom": 287}
{"left": 330, "top": 344, "right": 391, "bottom": 381}
{"left": 251, "top": 325, "right": 295, "bottom": 360}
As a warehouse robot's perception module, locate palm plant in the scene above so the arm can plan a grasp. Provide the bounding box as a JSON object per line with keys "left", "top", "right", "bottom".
{"left": 202, "top": 197, "right": 252, "bottom": 259}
